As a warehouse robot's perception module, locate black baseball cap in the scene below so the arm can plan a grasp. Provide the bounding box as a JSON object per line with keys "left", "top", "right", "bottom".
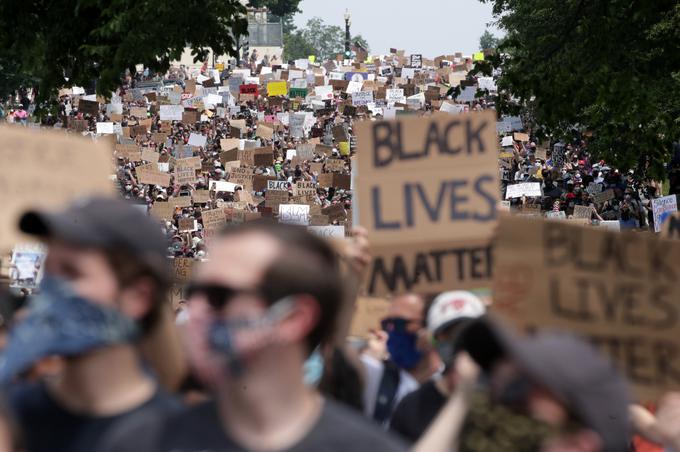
{"left": 459, "top": 317, "right": 631, "bottom": 452}
{"left": 19, "top": 197, "right": 170, "bottom": 284}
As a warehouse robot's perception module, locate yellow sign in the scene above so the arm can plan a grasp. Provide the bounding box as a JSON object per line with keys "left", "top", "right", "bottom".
{"left": 338, "top": 141, "right": 350, "bottom": 156}
{"left": 216, "top": 63, "right": 224, "bottom": 71}
{"left": 267, "top": 80, "right": 288, "bottom": 97}
{"left": 473, "top": 52, "right": 485, "bottom": 61}
{"left": 308, "top": 55, "right": 316, "bottom": 63}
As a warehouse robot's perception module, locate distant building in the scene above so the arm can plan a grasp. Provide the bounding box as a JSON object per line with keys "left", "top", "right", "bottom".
{"left": 172, "top": 4, "right": 282, "bottom": 72}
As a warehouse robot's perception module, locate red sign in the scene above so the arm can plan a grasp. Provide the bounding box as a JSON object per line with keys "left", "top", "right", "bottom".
{"left": 239, "top": 84, "right": 259, "bottom": 96}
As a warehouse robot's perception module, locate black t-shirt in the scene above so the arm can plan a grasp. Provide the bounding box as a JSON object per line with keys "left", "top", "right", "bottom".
{"left": 8, "top": 382, "right": 181, "bottom": 452}
{"left": 105, "top": 397, "right": 408, "bottom": 452}
{"left": 389, "top": 379, "right": 447, "bottom": 444}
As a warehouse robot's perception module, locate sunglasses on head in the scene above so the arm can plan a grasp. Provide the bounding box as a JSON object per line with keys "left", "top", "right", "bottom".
{"left": 184, "top": 282, "right": 260, "bottom": 310}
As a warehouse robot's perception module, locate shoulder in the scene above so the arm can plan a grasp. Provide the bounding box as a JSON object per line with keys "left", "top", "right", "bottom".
{"left": 313, "top": 399, "right": 409, "bottom": 451}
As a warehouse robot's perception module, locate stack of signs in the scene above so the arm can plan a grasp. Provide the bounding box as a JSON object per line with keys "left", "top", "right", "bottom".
{"left": 652, "top": 195, "right": 678, "bottom": 233}
{"left": 492, "top": 216, "right": 680, "bottom": 401}
{"left": 355, "top": 110, "right": 499, "bottom": 295}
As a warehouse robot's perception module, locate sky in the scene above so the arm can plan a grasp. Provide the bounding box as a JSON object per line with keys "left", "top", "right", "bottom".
{"left": 293, "top": 0, "right": 500, "bottom": 57}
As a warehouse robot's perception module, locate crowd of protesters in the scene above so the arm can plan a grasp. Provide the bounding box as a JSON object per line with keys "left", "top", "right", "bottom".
{"left": 0, "top": 46, "right": 679, "bottom": 452}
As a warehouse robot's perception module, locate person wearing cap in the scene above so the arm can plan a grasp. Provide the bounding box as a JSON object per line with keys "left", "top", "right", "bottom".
{"left": 3, "top": 197, "right": 183, "bottom": 452}
{"left": 415, "top": 317, "right": 631, "bottom": 452}
{"left": 101, "top": 220, "right": 407, "bottom": 452}
{"left": 389, "top": 291, "right": 486, "bottom": 443}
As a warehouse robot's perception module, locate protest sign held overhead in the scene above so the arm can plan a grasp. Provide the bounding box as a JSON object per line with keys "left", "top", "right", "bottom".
{"left": 492, "top": 216, "right": 680, "bottom": 400}
{"left": 355, "top": 110, "right": 499, "bottom": 296}
{"left": 0, "top": 126, "right": 114, "bottom": 250}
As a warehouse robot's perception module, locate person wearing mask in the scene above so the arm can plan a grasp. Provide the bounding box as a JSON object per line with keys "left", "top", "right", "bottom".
{"left": 390, "top": 291, "right": 486, "bottom": 443}
{"left": 360, "top": 293, "right": 439, "bottom": 426}
{"left": 104, "top": 221, "right": 407, "bottom": 452}
{"left": 415, "top": 317, "right": 630, "bottom": 452}
{"left": 2, "top": 197, "right": 184, "bottom": 452}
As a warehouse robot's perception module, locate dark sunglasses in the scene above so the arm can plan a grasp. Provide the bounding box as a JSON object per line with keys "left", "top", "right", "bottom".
{"left": 184, "top": 283, "right": 260, "bottom": 310}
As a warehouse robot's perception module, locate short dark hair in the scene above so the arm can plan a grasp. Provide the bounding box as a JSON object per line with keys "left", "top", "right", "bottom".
{"left": 104, "top": 249, "right": 170, "bottom": 334}
{"left": 218, "top": 220, "right": 344, "bottom": 352}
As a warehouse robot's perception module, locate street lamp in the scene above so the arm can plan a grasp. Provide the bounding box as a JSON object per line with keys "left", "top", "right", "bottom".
{"left": 344, "top": 9, "right": 351, "bottom": 60}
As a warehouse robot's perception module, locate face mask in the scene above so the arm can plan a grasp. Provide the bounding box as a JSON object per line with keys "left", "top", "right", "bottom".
{"left": 0, "top": 275, "right": 139, "bottom": 383}
{"left": 208, "top": 297, "right": 295, "bottom": 376}
{"left": 303, "top": 347, "right": 324, "bottom": 387}
{"left": 458, "top": 390, "right": 555, "bottom": 452}
{"left": 386, "top": 330, "right": 423, "bottom": 370}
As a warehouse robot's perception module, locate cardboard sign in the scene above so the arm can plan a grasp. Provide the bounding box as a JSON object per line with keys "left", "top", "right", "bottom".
{"left": 150, "top": 202, "right": 176, "bottom": 220}
{"left": 0, "top": 126, "right": 114, "bottom": 250}
{"left": 178, "top": 218, "right": 197, "bottom": 233}
{"left": 593, "top": 189, "right": 615, "bottom": 205}
{"left": 652, "top": 195, "right": 678, "bottom": 233}
{"left": 137, "top": 165, "right": 171, "bottom": 186}
{"left": 267, "top": 180, "right": 288, "bottom": 191}
{"left": 310, "top": 214, "right": 330, "bottom": 226}
{"left": 202, "top": 208, "right": 227, "bottom": 230}
{"left": 175, "top": 166, "right": 197, "bottom": 185}
{"left": 572, "top": 205, "right": 593, "bottom": 219}
{"left": 192, "top": 190, "right": 211, "bottom": 204}
{"left": 308, "top": 225, "right": 345, "bottom": 240}
{"left": 321, "top": 203, "right": 347, "bottom": 222}
{"left": 253, "top": 148, "right": 273, "bottom": 167}
{"left": 279, "top": 204, "right": 310, "bottom": 225}
{"left": 349, "top": 297, "right": 392, "bottom": 338}
{"left": 79, "top": 99, "right": 100, "bottom": 116}
{"left": 317, "top": 173, "right": 350, "bottom": 190}
{"left": 505, "top": 182, "right": 542, "bottom": 199}
{"left": 173, "top": 257, "right": 193, "bottom": 282}
{"left": 265, "top": 189, "right": 289, "bottom": 209}
{"left": 355, "top": 111, "right": 499, "bottom": 296}
{"left": 492, "top": 216, "right": 680, "bottom": 400}
{"left": 324, "top": 158, "right": 346, "bottom": 173}
{"left": 587, "top": 182, "right": 603, "bottom": 195}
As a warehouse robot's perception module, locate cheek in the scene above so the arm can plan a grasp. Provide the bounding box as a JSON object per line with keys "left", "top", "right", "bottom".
{"left": 185, "top": 301, "right": 224, "bottom": 384}
{"left": 72, "top": 272, "right": 119, "bottom": 307}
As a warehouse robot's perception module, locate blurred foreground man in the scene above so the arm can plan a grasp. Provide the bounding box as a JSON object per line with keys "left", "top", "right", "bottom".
{"left": 107, "top": 221, "right": 407, "bottom": 451}
{"left": 415, "top": 317, "right": 631, "bottom": 452}
{"left": 2, "top": 197, "right": 181, "bottom": 452}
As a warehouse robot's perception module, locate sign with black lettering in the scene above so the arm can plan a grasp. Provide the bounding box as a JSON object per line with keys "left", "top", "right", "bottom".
{"left": 492, "top": 216, "right": 680, "bottom": 400}
{"left": 355, "top": 110, "right": 499, "bottom": 296}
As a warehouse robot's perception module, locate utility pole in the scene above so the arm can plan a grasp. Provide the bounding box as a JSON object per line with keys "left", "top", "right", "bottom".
{"left": 344, "top": 9, "right": 351, "bottom": 61}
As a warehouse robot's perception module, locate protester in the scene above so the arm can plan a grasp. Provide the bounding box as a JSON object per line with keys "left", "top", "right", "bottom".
{"left": 99, "top": 221, "right": 407, "bottom": 451}
{"left": 414, "top": 317, "right": 631, "bottom": 452}
{"left": 389, "top": 291, "right": 486, "bottom": 443}
{"left": 2, "top": 197, "right": 183, "bottom": 452}
{"left": 360, "top": 293, "right": 439, "bottom": 426}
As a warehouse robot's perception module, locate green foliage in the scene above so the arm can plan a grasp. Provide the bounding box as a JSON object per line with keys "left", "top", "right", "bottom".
{"left": 479, "top": 0, "right": 680, "bottom": 178}
{"left": 479, "top": 29, "right": 500, "bottom": 50}
{"left": 283, "top": 17, "right": 370, "bottom": 62}
{"left": 0, "top": 0, "right": 248, "bottom": 106}
{"left": 248, "top": 0, "right": 301, "bottom": 18}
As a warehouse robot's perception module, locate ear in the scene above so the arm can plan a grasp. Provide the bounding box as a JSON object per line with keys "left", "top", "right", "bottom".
{"left": 275, "top": 295, "right": 320, "bottom": 345}
{"left": 118, "top": 277, "right": 157, "bottom": 322}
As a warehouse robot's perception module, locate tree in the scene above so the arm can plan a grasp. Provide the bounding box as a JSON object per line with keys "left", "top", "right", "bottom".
{"left": 248, "top": 0, "right": 301, "bottom": 18}
{"left": 0, "top": 0, "right": 248, "bottom": 106}
{"left": 479, "top": 30, "right": 500, "bottom": 50}
{"left": 283, "top": 17, "right": 370, "bottom": 62}
{"left": 479, "top": 0, "right": 680, "bottom": 178}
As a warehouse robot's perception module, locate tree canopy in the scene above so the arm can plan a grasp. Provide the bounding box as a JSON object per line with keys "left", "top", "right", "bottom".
{"left": 479, "top": 30, "right": 500, "bottom": 50}
{"left": 0, "top": 0, "right": 248, "bottom": 105}
{"left": 282, "top": 17, "right": 370, "bottom": 62}
{"left": 480, "top": 0, "right": 680, "bottom": 178}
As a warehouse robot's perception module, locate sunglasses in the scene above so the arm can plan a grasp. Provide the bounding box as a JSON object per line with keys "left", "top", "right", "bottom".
{"left": 381, "top": 317, "right": 419, "bottom": 333}
{"left": 184, "top": 282, "right": 260, "bottom": 310}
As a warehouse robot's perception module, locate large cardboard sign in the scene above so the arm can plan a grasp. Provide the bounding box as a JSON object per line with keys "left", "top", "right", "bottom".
{"left": 0, "top": 126, "right": 114, "bottom": 250}
{"left": 355, "top": 111, "right": 499, "bottom": 295}
{"left": 492, "top": 216, "right": 680, "bottom": 400}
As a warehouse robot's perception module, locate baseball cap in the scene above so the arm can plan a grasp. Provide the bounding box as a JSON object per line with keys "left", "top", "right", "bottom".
{"left": 427, "top": 291, "right": 486, "bottom": 335}
{"left": 19, "top": 196, "right": 170, "bottom": 284}
{"left": 460, "top": 317, "right": 631, "bottom": 452}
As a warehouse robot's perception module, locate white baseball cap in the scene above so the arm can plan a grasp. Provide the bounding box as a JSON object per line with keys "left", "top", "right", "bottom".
{"left": 427, "top": 291, "right": 486, "bottom": 335}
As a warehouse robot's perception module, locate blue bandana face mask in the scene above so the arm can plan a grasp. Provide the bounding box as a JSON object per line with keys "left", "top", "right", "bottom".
{"left": 303, "top": 348, "right": 324, "bottom": 387}
{"left": 382, "top": 317, "right": 423, "bottom": 370}
{"left": 208, "top": 297, "right": 296, "bottom": 376}
{"left": 0, "top": 275, "right": 139, "bottom": 383}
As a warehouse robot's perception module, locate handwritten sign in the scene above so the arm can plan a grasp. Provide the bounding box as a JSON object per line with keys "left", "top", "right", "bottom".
{"left": 173, "top": 257, "right": 193, "bottom": 282}
{"left": 652, "top": 195, "right": 678, "bottom": 233}
{"left": 267, "top": 81, "right": 287, "bottom": 97}
{"left": 267, "top": 180, "right": 288, "bottom": 191}
{"left": 159, "top": 105, "right": 184, "bottom": 121}
{"left": 355, "top": 110, "right": 499, "bottom": 295}
{"left": 279, "top": 204, "right": 310, "bottom": 226}
{"left": 505, "top": 182, "right": 542, "bottom": 199}
{"left": 593, "top": 189, "right": 615, "bottom": 205}
{"left": 492, "top": 216, "right": 680, "bottom": 400}
{"left": 572, "top": 205, "right": 593, "bottom": 219}
{"left": 308, "top": 225, "right": 345, "bottom": 240}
